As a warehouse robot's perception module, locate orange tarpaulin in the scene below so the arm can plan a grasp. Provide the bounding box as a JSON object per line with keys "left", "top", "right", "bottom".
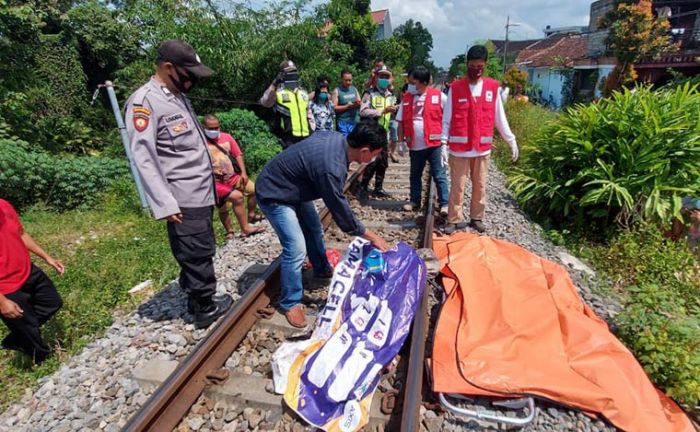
{"left": 432, "top": 233, "right": 694, "bottom": 432}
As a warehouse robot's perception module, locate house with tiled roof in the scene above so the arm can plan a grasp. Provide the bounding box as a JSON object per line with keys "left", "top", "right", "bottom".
{"left": 319, "top": 9, "right": 392, "bottom": 41}
{"left": 371, "top": 9, "right": 392, "bottom": 40}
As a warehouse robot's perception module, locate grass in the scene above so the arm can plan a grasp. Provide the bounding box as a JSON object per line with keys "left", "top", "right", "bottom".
{"left": 0, "top": 179, "right": 233, "bottom": 409}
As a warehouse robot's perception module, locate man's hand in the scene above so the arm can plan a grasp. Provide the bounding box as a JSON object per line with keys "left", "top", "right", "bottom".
{"left": 362, "top": 229, "right": 391, "bottom": 252}
{"left": 510, "top": 143, "right": 519, "bottom": 163}
{"left": 166, "top": 213, "right": 183, "bottom": 224}
{"left": 383, "top": 106, "right": 397, "bottom": 115}
{"left": 352, "top": 99, "right": 362, "bottom": 107}
{"left": 0, "top": 299, "right": 23, "bottom": 319}
{"left": 45, "top": 256, "right": 65, "bottom": 275}
{"left": 274, "top": 71, "right": 285, "bottom": 85}
{"left": 240, "top": 174, "right": 249, "bottom": 187}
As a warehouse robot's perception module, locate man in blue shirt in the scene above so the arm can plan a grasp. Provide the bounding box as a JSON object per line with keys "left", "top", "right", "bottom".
{"left": 256, "top": 120, "right": 390, "bottom": 327}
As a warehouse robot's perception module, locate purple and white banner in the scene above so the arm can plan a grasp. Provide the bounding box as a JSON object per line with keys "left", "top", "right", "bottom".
{"left": 275, "top": 239, "right": 426, "bottom": 432}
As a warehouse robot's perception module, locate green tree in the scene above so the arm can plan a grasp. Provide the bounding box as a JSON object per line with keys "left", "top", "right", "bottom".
{"left": 393, "top": 19, "right": 434, "bottom": 70}
{"left": 599, "top": 0, "right": 675, "bottom": 95}
{"left": 448, "top": 54, "right": 466, "bottom": 79}
{"left": 321, "top": 0, "right": 375, "bottom": 68}
{"left": 368, "top": 37, "right": 410, "bottom": 77}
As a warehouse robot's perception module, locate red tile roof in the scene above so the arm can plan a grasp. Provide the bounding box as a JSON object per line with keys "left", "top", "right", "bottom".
{"left": 515, "top": 34, "right": 589, "bottom": 68}
{"left": 371, "top": 9, "right": 388, "bottom": 24}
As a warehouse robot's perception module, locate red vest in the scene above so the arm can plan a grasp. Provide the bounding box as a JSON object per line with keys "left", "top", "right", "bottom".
{"left": 402, "top": 87, "right": 443, "bottom": 149}
{"left": 447, "top": 77, "right": 499, "bottom": 153}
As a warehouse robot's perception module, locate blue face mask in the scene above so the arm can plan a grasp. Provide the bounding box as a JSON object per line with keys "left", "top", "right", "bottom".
{"left": 407, "top": 84, "right": 418, "bottom": 95}
{"left": 377, "top": 78, "right": 390, "bottom": 90}
{"left": 318, "top": 92, "right": 329, "bottom": 102}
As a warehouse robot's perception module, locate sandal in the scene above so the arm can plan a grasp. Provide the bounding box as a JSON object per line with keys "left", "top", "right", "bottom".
{"left": 225, "top": 231, "right": 236, "bottom": 241}
{"left": 248, "top": 214, "right": 265, "bottom": 223}
{"left": 240, "top": 226, "right": 265, "bottom": 238}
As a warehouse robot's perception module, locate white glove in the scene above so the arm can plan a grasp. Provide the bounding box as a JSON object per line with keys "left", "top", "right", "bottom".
{"left": 398, "top": 140, "right": 407, "bottom": 157}
{"left": 510, "top": 142, "right": 519, "bottom": 163}
{"left": 441, "top": 144, "right": 449, "bottom": 167}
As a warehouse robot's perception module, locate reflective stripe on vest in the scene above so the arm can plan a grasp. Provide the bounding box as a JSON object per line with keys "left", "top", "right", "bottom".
{"left": 402, "top": 87, "right": 443, "bottom": 149}
{"left": 370, "top": 93, "right": 395, "bottom": 130}
{"left": 276, "top": 88, "right": 310, "bottom": 138}
{"left": 447, "top": 78, "right": 499, "bottom": 152}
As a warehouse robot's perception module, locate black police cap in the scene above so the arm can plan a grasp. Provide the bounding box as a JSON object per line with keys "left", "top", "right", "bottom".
{"left": 156, "top": 40, "right": 213, "bottom": 78}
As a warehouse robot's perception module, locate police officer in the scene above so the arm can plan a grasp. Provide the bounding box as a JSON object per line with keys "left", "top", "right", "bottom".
{"left": 260, "top": 60, "right": 311, "bottom": 148}
{"left": 125, "top": 40, "right": 232, "bottom": 329}
{"left": 357, "top": 65, "right": 397, "bottom": 202}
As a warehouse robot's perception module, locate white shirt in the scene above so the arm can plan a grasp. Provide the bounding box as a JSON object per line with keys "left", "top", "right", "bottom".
{"left": 441, "top": 80, "right": 517, "bottom": 158}
{"left": 396, "top": 91, "right": 448, "bottom": 151}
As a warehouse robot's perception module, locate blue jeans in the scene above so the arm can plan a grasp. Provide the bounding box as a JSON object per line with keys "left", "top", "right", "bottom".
{"left": 337, "top": 120, "right": 356, "bottom": 137}
{"left": 409, "top": 146, "right": 449, "bottom": 207}
{"left": 257, "top": 200, "right": 332, "bottom": 311}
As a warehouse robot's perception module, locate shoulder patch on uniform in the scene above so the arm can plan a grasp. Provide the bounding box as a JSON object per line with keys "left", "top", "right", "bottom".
{"left": 133, "top": 106, "right": 151, "bottom": 116}
{"left": 133, "top": 114, "right": 149, "bottom": 132}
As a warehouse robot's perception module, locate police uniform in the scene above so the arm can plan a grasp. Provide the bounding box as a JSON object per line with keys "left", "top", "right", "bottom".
{"left": 125, "top": 77, "right": 217, "bottom": 305}
{"left": 358, "top": 87, "right": 396, "bottom": 195}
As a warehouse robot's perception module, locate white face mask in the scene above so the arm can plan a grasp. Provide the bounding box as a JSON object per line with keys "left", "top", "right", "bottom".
{"left": 204, "top": 129, "right": 220, "bottom": 140}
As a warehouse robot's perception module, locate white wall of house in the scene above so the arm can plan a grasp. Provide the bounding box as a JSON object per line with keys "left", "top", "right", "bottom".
{"left": 527, "top": 67, "right": 567, "bottom": 108}
{"left": 375, "top": 13, "right": 392, "bottom": 40}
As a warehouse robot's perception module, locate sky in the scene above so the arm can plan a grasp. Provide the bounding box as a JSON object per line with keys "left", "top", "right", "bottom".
{"left": 371, "top": 0, "right": 594, "bottom": 67}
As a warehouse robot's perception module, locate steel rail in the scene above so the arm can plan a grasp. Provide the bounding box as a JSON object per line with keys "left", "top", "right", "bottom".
{"left": 123, "top": 165, "right": 367, "bottom": 432}
{"left": 400, "top": 179, "right": 436, "bottom": 431}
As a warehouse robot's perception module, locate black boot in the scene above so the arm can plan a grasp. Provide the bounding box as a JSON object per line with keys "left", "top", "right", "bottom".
{"left": 193, "top": 294, "right": 233, "bottom": 329}
{"left": 372, "top": 188, "right": 392, "bottom": 198}
{"left": 187, "top": 293, "right": 231, "bottom": 315}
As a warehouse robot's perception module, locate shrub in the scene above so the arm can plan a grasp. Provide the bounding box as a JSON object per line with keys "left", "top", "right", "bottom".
{"left": 214, "top": 108, "right": 281, "bottom": 174}
{"left": 578, "top": 224, "right": 699, "bottom": 407}
{"left": 616, "top": 283, "right": 699, "bottom": 407}
{"left": 493, "top": 100, "right": 557, "bottom": 175}
{"left": 0, "top": 138, "right": 129, "bottom": 211}
{"left": 509, "top": 84, "right": 700, "bottom": 230}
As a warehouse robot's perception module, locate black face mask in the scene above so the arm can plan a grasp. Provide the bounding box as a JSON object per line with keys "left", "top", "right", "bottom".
{"left": 170, "top": 66, "right": 197, "bottom": 93}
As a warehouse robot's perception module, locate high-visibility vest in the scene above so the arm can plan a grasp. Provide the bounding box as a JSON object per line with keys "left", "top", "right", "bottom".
{"left": 401, "top": 87, "right": 443, "bottom": 149}
{"left": 447, "top": 77, "right": 499, "bottom": 153}
{"left": 369, "top": 91, "right": 396, "bottom": 131}
{"left": 276, "top": 88, "right": 310, "bottom": 138}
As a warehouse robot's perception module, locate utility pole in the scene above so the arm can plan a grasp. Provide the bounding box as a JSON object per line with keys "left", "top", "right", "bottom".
{"left": 94, "top": 81, "right": 150, "bottom": 212}
{"left": 503, "top": 15, "right": 521, "bottom": 74}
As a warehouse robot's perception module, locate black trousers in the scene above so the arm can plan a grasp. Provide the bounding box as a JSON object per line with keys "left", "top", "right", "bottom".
{"left": 360, "top": 147, "right": 389, "bottom": 191}
{"left": 167, "top": 206, "right": 217, "bottom": 304}
{"left": 1, "top": 264, "right": 63, "bottom": 362}
{"left": 280, "top": 134, "right": 305, "bottom": 149}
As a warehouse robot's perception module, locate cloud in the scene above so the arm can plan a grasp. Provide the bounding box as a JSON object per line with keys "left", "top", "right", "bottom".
{"left": 373, "top": 0, "right": 593, "bottom": 67}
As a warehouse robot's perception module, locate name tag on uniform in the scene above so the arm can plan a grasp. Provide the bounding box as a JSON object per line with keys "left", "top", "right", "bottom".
{"left": 458, "top": 98, "right": 468, "bottom": 103}
{"left": 403, "top": 102, "right": 410, "bottom": 106}
{"left": 164, "top": 112, "right": 186, "bottom": 124}
{"left": 431, "top": 95, "right": 439, "bottom": 104}
{"left": 485, "top": 91, "right": 494, "bottom": 102}
{"left": 171, "top": 121, "right": 190, "bottom": 134}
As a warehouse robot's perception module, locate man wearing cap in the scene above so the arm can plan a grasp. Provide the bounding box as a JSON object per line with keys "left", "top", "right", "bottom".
{"left": 357, "top": 65, "right": 397, "bottom": 202}
{"left": 260, "top": 60, "right": 311, "bottom": 148}
{"left": 125, "top": 40, "right": 232, "bottom": 329}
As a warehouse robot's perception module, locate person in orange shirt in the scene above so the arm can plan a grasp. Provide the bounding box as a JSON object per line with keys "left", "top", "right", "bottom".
{"left": 0, "top": 199, "right": 64, "bottom": 364}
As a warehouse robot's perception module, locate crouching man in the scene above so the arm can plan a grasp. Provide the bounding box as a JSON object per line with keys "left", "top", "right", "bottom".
{"left": 255, "top": 120, "right": 391, "bottom": 328}
{"left": 0, "top": 199, "right": 63, "bottom": 364}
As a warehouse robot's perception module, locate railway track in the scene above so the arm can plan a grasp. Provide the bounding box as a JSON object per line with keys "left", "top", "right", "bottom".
{"left": 123, "top": 157, "right": 439, "bottom": 432}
